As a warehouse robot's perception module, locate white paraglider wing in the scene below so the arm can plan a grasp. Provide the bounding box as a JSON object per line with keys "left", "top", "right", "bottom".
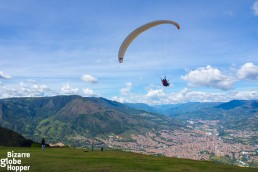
{"left": 118, "top": 20, "right": 180, "bottom": 63}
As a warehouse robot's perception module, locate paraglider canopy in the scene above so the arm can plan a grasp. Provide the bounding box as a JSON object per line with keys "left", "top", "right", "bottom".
{"left": 118, "top": 20, "right": 180, "bottom": 87}
{"left": 118, "top": 20, "right": 180, "bottom": 63}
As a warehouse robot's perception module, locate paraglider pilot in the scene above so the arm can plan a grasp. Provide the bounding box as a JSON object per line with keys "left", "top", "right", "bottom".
{"left": 161, "top": 76, "right": 170, "bottom": 87}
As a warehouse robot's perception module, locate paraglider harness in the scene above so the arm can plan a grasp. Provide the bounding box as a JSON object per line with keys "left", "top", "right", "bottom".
{"left": 161, "top": 77, "right": 170, "bottom": 87}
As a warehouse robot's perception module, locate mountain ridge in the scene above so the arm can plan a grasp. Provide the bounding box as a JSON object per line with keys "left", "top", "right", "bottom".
{"left": 1, "top": 96, "right": 257, "bottom": 146}
{"left": 0, "top": 95, "right": 184, "bottom": 146}
{"left": 126, "top": 99, "right": 258, "bottom": 131}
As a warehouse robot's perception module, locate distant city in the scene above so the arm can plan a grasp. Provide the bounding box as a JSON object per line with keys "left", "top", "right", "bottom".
{"left": 103, "top": 120, "right": 258, "bottom": 167}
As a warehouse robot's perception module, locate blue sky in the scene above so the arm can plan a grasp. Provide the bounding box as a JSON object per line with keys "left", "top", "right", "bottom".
{"left": 0, "top": 0, "right": 258, "bottom": 104}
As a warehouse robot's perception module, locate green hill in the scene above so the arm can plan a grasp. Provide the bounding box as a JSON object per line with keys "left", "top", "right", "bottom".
{"left": 0, "top": 146, "right": 256, "bottom": 172}
{"left": 0, "top": 95, "right": 184, "bottom": 146}
{"left": 0, "top": 126, "right": 35, "bottom": 147}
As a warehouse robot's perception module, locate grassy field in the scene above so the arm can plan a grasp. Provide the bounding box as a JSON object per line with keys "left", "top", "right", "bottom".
{"left": 0, "top": 146, "right": 257, "bottom": 172}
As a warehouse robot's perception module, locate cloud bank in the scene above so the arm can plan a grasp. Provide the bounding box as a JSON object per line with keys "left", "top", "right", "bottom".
{"left": 112, "top": 87, "right": 258, "bottom": 105}
{"left": 0, "top": 80, "right": 55, "bottom": 98}
{"left": 181, "top": 65, "right": 235, "bottom": 90}
{"left": 0, "top": 63, "right": 258, "bottom": 105}
{"left": 181, "top": 63, "right": 258, "bottom": 91}
{"left": 237, "top": 62, "right": 258, "bottom": 80}
{"left": 61, "top": 83, "right": 79, "bottom": 95}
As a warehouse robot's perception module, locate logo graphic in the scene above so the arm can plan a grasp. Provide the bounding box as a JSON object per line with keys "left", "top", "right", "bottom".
{"left": 0, "top": 151, "right": 30, "bottom": 171}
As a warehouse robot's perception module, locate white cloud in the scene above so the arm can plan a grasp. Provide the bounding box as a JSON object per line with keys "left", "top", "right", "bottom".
{"left": 18, "top": 82, "right": 52, "bottom": 96}
{"left": 253, "top": 0, "right": 258, "bottom": 16}
{"left": 146, "top": 89, "right": 165, "bottom": 98}
{"left": 61, "top": 83, "right": 79, "bottom": 95}
{"left": 111, "top": 87, "right": 258, "bottom": 105}
{"left": 237, "top": 62, "right": 258, "bottom": 80}
{"left": 234, "top": 90, "right": 257, "bottom": 100}
{"left": 82, "top": 88, "right": 99, "bottom": 97}
{"left": 120, "top": 82, "right": 132, "bottom": 95}
{"left": 146, "top": 89, "right": 169, "bottom": 104}
{"left": 181, "top": 65, "right": 236, "bottom": 90}
{"left": 111, "top": 96, "right": 126, "bottom": 103}
{"left": 144, "top": 88, "right": 232, "bottom": 104}
{"left": 0, "top": 80, "right": 55, "bottom": 98}
{"left": 81, "top": 75, "right": 98, "bottom": 84}
{"left": 177, "top": 90, "right": 229, "bottom": 102}
{"left": 0, "top": 71, "right": 12, "bottom": 79}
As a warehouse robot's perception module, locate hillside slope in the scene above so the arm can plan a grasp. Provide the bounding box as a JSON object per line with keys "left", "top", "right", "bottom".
{"left": 0, "top": 95, "right": 184, "bottom": 146}
{"left": 0, "top": 126, "right": 35, "bottom": 147}
{"left": 0, "top": 147, "right": 257, "bottom": 172}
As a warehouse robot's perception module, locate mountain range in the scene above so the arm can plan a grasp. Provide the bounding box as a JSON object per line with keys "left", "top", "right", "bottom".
{"left": 127, "top": 99, "right": 258, "bottom": 132}
{"left": 0, "top": 95, "right": 257, "bottom": 147}
{"left": 0, "top": 95, "right": 184, "bottom": 146}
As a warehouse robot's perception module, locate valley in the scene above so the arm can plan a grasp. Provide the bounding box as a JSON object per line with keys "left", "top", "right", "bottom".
{"left": 0, "top": 96, "right": 257, "bottom": 168}
{"left": 102, "top": 120, "right": 258, "bottom": 167}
